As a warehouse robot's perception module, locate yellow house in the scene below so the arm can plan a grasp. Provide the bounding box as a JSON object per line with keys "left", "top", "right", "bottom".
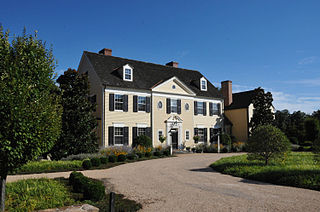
{"left": 78, "top": 48, "right": 224, "bottom": 149}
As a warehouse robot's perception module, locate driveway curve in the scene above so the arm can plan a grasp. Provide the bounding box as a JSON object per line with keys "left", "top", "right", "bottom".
{"left": 8, "top": 153, "right": 320, "bottom": 211}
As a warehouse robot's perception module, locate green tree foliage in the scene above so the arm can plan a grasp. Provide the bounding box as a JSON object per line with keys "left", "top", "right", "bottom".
{"left": 312, "top": 110, "right": 320, "bottom": 123}
{"left": 50, "top": 69, "right": 98, "bottom": 160}
{"left": 0, "top": 28, "right": 62, "bottom": 211}
{"left": 247, "top": 125, "right": 290, "bottom": 165}
{"left": 274, "top": 109, "right": 290, "bottom": 133}
{"left": 304, "top": 118, "right": 320, "bottom": 142}
{"left": 249, "top": 88, "right": 274, "bottom": 131}
{"left": 132, "top": 135, "right": 152, "bottom": 148}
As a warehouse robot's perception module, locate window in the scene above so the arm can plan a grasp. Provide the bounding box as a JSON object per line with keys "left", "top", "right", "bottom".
{"left": 171, "top": 99, "right": 178, "bottom": 113}
{"left": 200, "top": 78, "right": 207, "bottom": 91}
{"left": 212, "top": 103, "right": 220, "bottom": 115}
{"left": 185, "top": 130, "right": 190, "bottom": 140}
{"left": 124, "top": 68, "right": 132, "bottom": 81}
{"left": 197, "top": 102, "right": 204, "bottom": 115}
{"left": 158, "top": 130, "right": 163, "bottom": 140}
{"left": 115, "top": 94, "right": 124, "bottom": 110}
{"left": 172, "top": 85, "right": 176, "bottom": 89}
{"left": 158, "top": 101, "right": 162, "bottom": 109}
{"left": 114, "top": 127, "right": 124, "bottom": 145}
{"left": 138, "top": 96, "right": 146, "bottom": 111}
{"left": 185, "top": 103, "right": 189, "bottom": 111}
{"left": 137, "top": 127, "right": 146, "bottom": 136}
{"left": 198, "top": 128, "right": 204, "bottom": 142}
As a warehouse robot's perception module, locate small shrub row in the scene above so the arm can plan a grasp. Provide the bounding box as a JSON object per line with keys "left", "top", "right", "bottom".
{"left": 69, "top": 172, "right": 105, "bottom": 201}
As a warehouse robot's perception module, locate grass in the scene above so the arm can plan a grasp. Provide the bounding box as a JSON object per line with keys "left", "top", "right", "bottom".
{"left": 5, "top": 178, "right": 75, "bottom": 211}
{"left": 210, "top": 152, "right": 320, "bottom": 191}
{"left": 12, "top": 160, "right": 83, "bottom": 174}
{"left": 5, "top": 177, "right": 142, "bottom": 212}
{"left": 11, "top": 155, "right": 174, "bottom": 175}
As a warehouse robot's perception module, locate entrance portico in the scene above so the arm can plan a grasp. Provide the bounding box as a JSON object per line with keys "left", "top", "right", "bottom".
{"left": 166, "top": 115, "right": 183, "bottom": 149}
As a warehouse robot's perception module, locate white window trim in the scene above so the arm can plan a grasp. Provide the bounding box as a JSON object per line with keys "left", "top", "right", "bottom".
{"left": 114, "top": 126, "right": 124, "bottom": 146}
{"left": 114, "top": 94, "right": 124, "bottom": 112}
{"left": 123, "top": 64, "right": 133, "bottom": 82}
{"left": 185, "top": 130, "right": 190, "bottom": 140}
{"left": 137, "top": 127, "right": 147, "bottom": 136}
{"left": 200, "top": 77, "right": 207, "bottom": 91}
{"left": 138, "top": 96, "right": 147, "bottom": 112}
{"left": 158, "top": 129, "right": 164, "bottom": 141}
{"left": 136, "top": 123, "right": 148, "bottom": 128}
{"left": 170, "top": 98, "right": 178, "bottom": 114}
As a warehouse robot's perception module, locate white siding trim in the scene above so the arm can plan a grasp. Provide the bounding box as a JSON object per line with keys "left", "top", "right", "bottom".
{"left": 105, "top": 88, "right": 151, "bottom": 96}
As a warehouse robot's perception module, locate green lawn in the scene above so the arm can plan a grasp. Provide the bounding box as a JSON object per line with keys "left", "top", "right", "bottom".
{"left": 210, "top": 152, "right": 320, "bottom": 191}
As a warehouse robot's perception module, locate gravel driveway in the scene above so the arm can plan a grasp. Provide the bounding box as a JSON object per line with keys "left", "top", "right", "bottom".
{"left": 7, "top": 153, "right": 320, "bottom": 211}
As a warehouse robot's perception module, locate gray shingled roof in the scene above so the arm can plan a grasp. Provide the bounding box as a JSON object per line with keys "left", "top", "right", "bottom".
{"left": 225, "top": 90, "right": 258, "bottom": 110}
{"left": 84, "top": 51, "right": 223, "bottom": 99}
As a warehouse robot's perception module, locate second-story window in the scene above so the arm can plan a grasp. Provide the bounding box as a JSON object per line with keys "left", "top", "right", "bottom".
{"left": 125, "top": 69, "right": 132, "bottom": 80}
{"left": 115, "top": 94, "right": 123, "bottom": 110}
{"left": 200, "top": 77, "right": 207, "bottom": 91}
{"left": 197, "top": 102, "right": 204, "bottom": 114}
{"left": 138, "top": 96, "right": 146, "bottom": 111}
{"left": 137, "top": 127, "right": 146, "bottom": 136}
{"left": 171, "top": 99, "right": 178, "bottom": 113}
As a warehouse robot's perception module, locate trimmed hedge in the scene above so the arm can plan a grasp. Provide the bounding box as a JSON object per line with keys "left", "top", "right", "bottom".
{"left": 91, "top": 157, "right": 101, "bottom": 167}
{"left": 82, "top": 159, "right": 92, "bottom": 170}
{"left": 145, "top": 152, "right": 152, "bottom": 157}
{"left": 117, "top": 154, "right": 126, "bottom": 162}
{"left": 69, "top": 172, "right": 105, "bottom": 201}
{"left": 108, "top": 155, "right": 117, "bottom": 163}
{"left": 100, "top": 157, "right": 108, "bottom": 164}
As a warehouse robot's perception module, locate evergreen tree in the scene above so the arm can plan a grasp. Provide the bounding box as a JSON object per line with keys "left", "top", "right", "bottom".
{"left": 50, "top": 68, "right": 98, "bottom": 159}
{"left": 249, "top": 88, "right": 274, "bottom": 131}
{"left": 0, "top": 28, "right": 62, "bottom": 211}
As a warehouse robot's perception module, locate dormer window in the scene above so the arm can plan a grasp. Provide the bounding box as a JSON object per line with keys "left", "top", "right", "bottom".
{"left": 123, "top": 64, "right": 133, "bottom": 81}
{"left": 200, "top": 77, "right": 207, "bottom": 91}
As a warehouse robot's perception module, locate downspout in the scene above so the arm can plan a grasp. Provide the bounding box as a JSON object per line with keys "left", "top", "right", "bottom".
{"left": 102, "top": 85, "right": 106, "bottom": 148}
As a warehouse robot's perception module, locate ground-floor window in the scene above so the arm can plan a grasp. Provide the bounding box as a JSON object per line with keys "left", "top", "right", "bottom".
{"left": 158, "top": 130, "right": 163, "bottom": 140}
{"left": 114, "top": 127, "right": 124, "bottom": 145}
{"left": 197, "top": 128, "right": 205, "bottom": 142}
{"left": 137, "top": 127, "right": 146, "bottom": 136}
{"left": 185, "top": 130, "right": 190, "bottom": 140}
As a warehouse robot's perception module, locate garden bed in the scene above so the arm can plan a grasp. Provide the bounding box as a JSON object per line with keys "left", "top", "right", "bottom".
{"left": 210, "top": 152, "right": 320, "bottom": 191}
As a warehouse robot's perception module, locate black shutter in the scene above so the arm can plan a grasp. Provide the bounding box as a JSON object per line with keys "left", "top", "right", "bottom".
{"left": 108, "top": 126, "right": 114, "bottom": 146}
{"left": 166, "top": 98, "right": 171, "bottom": 114}
{"left": 204, "top": 128, "right": 208, "bottom": 144}
{"left": 217, "top": 103, "right": 221, "bottom": 115}
{"left": 210, "top": 128, "right": 214, "bottom": 143}
{"left": 132, "top": 127, "right": 137, "bottom": 147}
{"left": 194, "top": 128, "right": 198, "bottom": 143}
{"left": 146, "top": 97, "right": 151, "bottom": 113}
{"left": 203, "top": 102, "right": 207, "bottom": 116}
{"left": 194, "top": 101, "right": 198, "bottom": 115}
{"left": 124, "top": 127, "right": 129, "bottom": 145}
{"left": 109, "top": 93, "right": 114, "bottom": 111}
{"left": 123, "top": 95, "right": 128, "bottom": 112}
{"left": 133, "top": 95, "right": 138, "bottom": 112}
{"left": 209, "top": 102, "right": 213, "bottom": 116}
{"left": 146, "top": 127, "right": 152, "bottom": 140}
{"left": 177, "top": 99, "right": 181, "bottom": 114}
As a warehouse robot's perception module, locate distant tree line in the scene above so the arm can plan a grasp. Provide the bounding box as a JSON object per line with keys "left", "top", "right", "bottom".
{"left": 274, "top": 109, "right": 320, "bottom": 145}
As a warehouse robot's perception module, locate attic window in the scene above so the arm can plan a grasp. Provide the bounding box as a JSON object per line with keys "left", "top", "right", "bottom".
{"left": 123, "top": 64, "right": 133, "bottom": 82}
{"left": 200, "top": 77, "right": 207, "bottom": 91}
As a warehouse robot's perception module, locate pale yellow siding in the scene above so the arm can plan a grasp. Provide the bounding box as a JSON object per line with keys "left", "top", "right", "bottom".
{"left": 225, "top": 108, "right": 248, "bottom": 142}
{"left": 152, "top": 78, "right": 192, "bottom": 95}
{"left": 104, "top": 90, "right": 151, "bottom": 147}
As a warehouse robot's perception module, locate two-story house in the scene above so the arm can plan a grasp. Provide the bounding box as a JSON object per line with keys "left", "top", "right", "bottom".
{"left": 78, "top": 48, "right": 224, "bottom": 149}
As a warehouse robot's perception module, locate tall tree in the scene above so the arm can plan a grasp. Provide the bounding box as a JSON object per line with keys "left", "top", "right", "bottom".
{"left": 274, "top": 110, "right": 290, "bottom": 133}
{"left": 288, "top": 111, "right": 306, "bottom": 144}
{"left": 312, "top": 110, "right": 320, "bottom": 123}
{"left": 249, "top": 88, "right": 274, "bottom": 131}
{"left": 50, "top": 68, "right": 98, "bottom": 160}
{"left": 0, "top": 28, "right": 62, "bottom": 211}
{"left": 304, "top": 118, "right": 320, "bottom": 142}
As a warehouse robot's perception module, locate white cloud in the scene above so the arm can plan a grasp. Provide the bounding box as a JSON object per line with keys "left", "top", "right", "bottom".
{"left": 298, "top": 56, "right": 318, "bottom": 65}
{"left": 284, "top": 78, "right": 320, "bottom": 86}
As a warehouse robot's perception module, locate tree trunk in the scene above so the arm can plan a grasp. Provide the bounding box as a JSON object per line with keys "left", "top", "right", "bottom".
{"left": 0, "top": 173, "right": 7, "bottom": 212}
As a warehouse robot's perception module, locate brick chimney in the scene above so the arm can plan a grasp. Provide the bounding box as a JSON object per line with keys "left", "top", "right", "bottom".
{"left": 166, "top": 61, "right": 178, "bottom": 68}
{"left": 221, "top": 80, "right": 233, "bottom": 107}
{"left": 99, "top": 48, "right": 112, "bottom": 56}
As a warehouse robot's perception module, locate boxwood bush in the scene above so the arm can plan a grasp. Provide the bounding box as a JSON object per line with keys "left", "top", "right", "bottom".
{"left": 90, "top": 157, "right": 101, "bottom": 167}
{"left": 82, "top": 159, "right": 92, "bottom": 170}
{"left": 117, "top": 154, "right": 126, "bottom": 162}
{"left": 108, "top": 155, "right": 117, "bottom": 163}
{"left": 145, "top": 152, "right": 152, "bottom": 157}
{"left": 100, "top": 157, "right": 108, "bottom": 164}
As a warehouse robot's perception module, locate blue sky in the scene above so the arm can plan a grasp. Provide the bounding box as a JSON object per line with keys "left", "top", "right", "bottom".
{"left": 1, "top": 0, "right": 320, "bottom": 113}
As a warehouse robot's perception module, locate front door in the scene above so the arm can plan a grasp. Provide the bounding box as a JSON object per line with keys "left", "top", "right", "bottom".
{"left": 171, "top": 131, "right": 178, "bottom": 149}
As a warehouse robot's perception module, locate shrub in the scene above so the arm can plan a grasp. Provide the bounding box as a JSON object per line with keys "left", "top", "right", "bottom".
{"left": 231, "top": 142, "right": 245, "bottom": 152}
{"left": 132, "top": 135, "right": 152, "bottom": 148}
{"left": 136, "top": 152, "right": 144, "bottom": 158}
{"left": 195, "top": 144, "right": 205, "bottom": 153}
{"left": 5, "top": 178, "right": 75, "bottom": 211}
{"left": 203, "top": 145, "right": 217, "bottom": 153}
{"left": 186, "top": 147, "right": 191, "bottom": 152}
{"left": 289, "top": 137, "right": 299, "bottom": 145}
{"left": 61, "top": 153, "right": 101, "bottom": 161}
{"left": 83, "top": 180, "right": 106, "bottom": 201}
{"left": 100, "top": 146, "right": 131, "bottom": 157}
{"left": 247, "top": 125, "right": 290, "bottom": 165}
{"left": 82, "top": 159, "right": 92, "bottom": 170}
{"left": 302, "top": 141, "right": 313, "bottom": 147}
{"left": 108, "top": 155, "right": 117, "bottom": 163}
{"left": 117, "top": 154, "right": 126, "bottom": 162}
{"left": 191, "top": 147, "right": 196, "bottom": 153}
{"left": 163, "top": 147, "right": 171, "bottom": 156}
{"left": 100, "top": 157, "right": 108, "bottom": 164}
{"left": 145, "top": 151, "right": 152, "bottom": 157}
{"left": 153, "top": 151, "right": 161, "bottom": 157}
{"left": 220, "top": 133, "right": 232, "bottom": 152}
{"left": 126, "top": 153, "right": 138, "bottom": 160}
{"left": 221, "top": 147, "right": 229, "bottom": 153}
{"left": 90, "top": 157, "right": 101, "bottom": 167}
